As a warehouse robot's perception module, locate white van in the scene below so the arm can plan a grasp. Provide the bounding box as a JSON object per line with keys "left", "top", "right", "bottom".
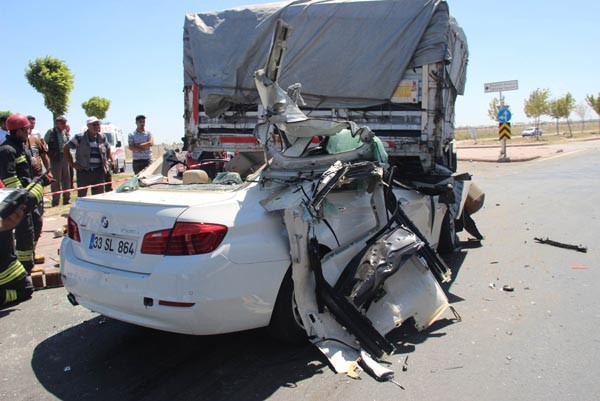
{"left": 80, "top": 122, "right": 126, "bottom": 173}
{"left": 99, "top": 123, "right": 126, "bottom": 173}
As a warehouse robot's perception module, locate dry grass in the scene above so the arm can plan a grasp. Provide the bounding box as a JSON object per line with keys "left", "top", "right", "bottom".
{"left": 455, "top": 120, "right": 600, "bottom": 144}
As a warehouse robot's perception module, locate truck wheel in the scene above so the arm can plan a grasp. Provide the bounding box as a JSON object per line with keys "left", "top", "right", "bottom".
{"left": 437, "top": 210, "right": 458, "bottom": 255}
{"left": 268, "top": 267, "right": 307, "bottom": 344}
{"left": 112, "top": 160, "right": 119, "bottom": 174}
{"left": 119, "top": 161, "right": 126, "bottom": 173}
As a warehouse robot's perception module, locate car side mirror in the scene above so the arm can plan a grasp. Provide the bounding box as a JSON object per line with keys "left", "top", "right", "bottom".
{"left": 116, "top": 140, "right": 122, "bottom": 147}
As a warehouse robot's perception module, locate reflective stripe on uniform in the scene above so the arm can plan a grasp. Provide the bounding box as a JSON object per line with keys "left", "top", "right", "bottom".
{"left": 0, "top": 260, "right": 27, "bottom": 285}
{"left": 5, "top": 289, "right": 18, "bottom": 304}
{"left": 15, "top": 155, "right": 27, "bottom": 164}
{"left": 16, "top": 249, "right": 34, "bottom": 263}
{"left": 26, "top": 182, "right": 43, "bottom": 203}
{"left": 3, "top": 176, "right": 22, "bottom": 188}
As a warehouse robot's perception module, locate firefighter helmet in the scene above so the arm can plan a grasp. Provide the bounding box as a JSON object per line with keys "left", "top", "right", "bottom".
{"left": 6, "top": 114, "right": 31, "bottom": 131}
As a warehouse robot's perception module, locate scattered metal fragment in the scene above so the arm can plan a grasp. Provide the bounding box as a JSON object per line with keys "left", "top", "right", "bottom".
{"left": 502, "top": 285, "right": 514, "bottom": 292}
{"left": 388, "top": 379, "right": 405, "bottom": 390}
{"left": 449, "top": 306, "right": 462, "bottom": 322}
{"left": 490, "top": 261, "right": 499, "bottom": 264}
{"left": 572, "top": 265, "right": 588, "bottom": 270}
{"left": 488, "top": 283, "right": 496, "bottom": 289}
{"left": 402, "top": 356, "right": 409, "bottom": 372}
{"left": 534, "top": 237, "right": 587, "bottom": 253}
{"left": 63, "top": 366, "right": 71, "bottom": 372}
{"left": 444, "top": 366, "right": 464, "bottom": 370}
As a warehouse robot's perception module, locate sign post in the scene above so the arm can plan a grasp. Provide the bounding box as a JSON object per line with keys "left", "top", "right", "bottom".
{"left": 485, "top": 80, "right": 518, "bottom": 161}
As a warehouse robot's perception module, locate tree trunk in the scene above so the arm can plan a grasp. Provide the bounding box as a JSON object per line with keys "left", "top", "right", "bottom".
{"left": 555, "top": 119, "right": 559, "bottom": 135}
{"left": 567, "top": 119, "right": 572, "bottom": 138}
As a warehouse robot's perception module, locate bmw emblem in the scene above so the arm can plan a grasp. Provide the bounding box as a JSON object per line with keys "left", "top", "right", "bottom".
{"left": 101, "top": 216, "right": 109, "bottom": 229}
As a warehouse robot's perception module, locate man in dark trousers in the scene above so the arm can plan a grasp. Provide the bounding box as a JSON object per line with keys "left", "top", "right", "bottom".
{"left": 128, "top": 115, "right": 154, "bottom": 174}
{"left": 44, "top": 115, "right": 72, "bottom": 206}
{"left": 64, "top": 117, "right": 113, "bottom": 198}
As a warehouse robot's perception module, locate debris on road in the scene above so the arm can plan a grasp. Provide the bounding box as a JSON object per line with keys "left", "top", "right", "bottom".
{"left": 502, "top": 285, "right": 514, "bottom": 292}
{"left": 402, "top": 356, "right": 409, "bottom": 372}
{"left": 534, "top": 237, "right": 587, "bottom": 253}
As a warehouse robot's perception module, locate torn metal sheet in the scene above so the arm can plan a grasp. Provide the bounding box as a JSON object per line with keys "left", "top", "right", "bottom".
{"left": 279, "top": 164, "right": 451, "bottom": 379}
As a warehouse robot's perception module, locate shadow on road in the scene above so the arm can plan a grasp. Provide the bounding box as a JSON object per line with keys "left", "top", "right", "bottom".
{"left": 32, "top": 316, "right": 326, "bottom": 401}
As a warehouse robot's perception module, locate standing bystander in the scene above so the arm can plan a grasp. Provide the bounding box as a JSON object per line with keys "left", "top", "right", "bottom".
{"left": 27, "top": 115, "right": 43, "bottom": 139}
{"left": 64, "top": 117, "right": 113, "bottom": 198}
{"left": 128, "top": 115, "right": 154, "bottom": 174}
{"left": 44, "top": 116, "right": 72, "bottom": 206}
{"left": 0, "top": 115, "right": 9, "bottom": 144}
{"left": 27, "top": 120, "right": 51, "bottom": 265}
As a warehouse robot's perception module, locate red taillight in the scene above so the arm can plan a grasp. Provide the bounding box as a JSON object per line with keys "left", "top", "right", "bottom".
{"left": 140, "top": 228, "right": 172, "bottom": 255}
{"left": 67, "top": 215, "right": 80, "bottom": 242}
{"left": 141, "top": 223, "right": 227, "bottom": 256}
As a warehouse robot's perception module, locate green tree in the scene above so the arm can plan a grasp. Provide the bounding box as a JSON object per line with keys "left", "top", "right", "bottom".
{"left": 574, "top": 102, "right": 588, "bottom": 132}
{"left": 586, "top": 93, "right": 600, "bottom": 132}
{"left": 524, "top": 88, "right": 550, "bottom": 132}
{"left": 25, "top": 56, "right": 75, "bottom": 120}
{"left": 487, "top": 97, "right": 502, "bottom": 122}
{"left": 0, "top": 110, "right": 12, "bottom": 118}
{"left": 561, "top": 93, "right": 575, "bottom": 137}
{"left": 547, "top": 99, "right": 561, "bottom": 135}
{"left": 81, "top": 96, "right": 111, "bottom": 119}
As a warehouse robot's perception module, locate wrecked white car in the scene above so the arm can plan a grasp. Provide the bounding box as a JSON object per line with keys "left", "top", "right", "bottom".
{"left": 61, "top": 8, "right": 483, "bottom": 382}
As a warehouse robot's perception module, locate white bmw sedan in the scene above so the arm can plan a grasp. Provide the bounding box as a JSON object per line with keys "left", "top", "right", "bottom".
{"left": 60, "top": 165, "right": 447, "bottom": 342}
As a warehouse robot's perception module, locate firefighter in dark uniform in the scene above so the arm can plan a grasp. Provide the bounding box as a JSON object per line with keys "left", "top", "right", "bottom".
{"left": 0, "top": 114, "right": 46, "bottom": 275}
{"left": 0, "top": 114, "right": 48, "bottom": 306}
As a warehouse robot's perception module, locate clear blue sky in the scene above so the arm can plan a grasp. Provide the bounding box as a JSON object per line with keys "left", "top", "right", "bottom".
{"left": 2, "top": 0, "right": 598, "bottom": 143}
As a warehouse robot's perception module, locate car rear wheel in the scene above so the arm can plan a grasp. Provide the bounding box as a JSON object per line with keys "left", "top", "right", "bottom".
{"left": 268, "top": 267, "right": 308, "bottom": 344}
{"left": 119, "top": 160, "right": 126, "bottom": 173}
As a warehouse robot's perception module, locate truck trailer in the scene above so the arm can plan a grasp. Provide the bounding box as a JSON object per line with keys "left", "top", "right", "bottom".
{"left": 183, "top": 0, "right": 468, "bottom": 176}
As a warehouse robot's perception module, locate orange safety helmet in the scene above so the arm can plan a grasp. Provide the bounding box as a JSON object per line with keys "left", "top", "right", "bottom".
{"left": 6, "top": 114, "right": 31, "bottom": 131}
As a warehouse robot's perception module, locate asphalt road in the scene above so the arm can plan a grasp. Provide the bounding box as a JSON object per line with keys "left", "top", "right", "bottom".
{"left": 1, "top": 140, "right": 599, "bottom": 401}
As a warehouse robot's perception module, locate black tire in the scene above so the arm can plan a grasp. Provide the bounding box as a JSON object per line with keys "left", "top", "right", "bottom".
{"left": 119, "top": 160, "right": 125, "bottom": 173}
{"left": 437, "top": 210, "right": 458, "bottom": 255}
{"left": 112, "top": 159, "right": 119, "bottom": 174}
{"left": 268, "top": 268, "right": 308, "bottom": 344}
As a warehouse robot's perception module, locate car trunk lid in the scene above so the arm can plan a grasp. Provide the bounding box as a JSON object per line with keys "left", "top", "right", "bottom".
{"left": 67, "top": 188, "right": 237, "bottom": 274}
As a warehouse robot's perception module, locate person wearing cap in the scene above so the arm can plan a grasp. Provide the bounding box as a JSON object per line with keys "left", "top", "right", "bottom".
{"left": 128, "top": 115, "right": 154, "bottom": 174}
{"left": 64, "top": 117, "right": 113, "bottom": 198}
{"left": 0, "top": 114, "right": 49, "bottom": 277}
{"left": 44, "top": 115, "right": 72, "bottom": 206}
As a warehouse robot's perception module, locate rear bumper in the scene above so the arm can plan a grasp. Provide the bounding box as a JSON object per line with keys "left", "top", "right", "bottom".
{"left": 60, "top": 238, "right": 288, "bottom": 335}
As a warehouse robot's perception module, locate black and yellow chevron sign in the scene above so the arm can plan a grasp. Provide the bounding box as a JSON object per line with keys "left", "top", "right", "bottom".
{"left": 499, "top": 122, "right": 511, "bottom": 140}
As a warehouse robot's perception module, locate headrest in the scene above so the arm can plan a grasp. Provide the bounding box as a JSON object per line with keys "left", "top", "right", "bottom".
{"left": 182, "top": 170, "right": 209, "bottom": 184}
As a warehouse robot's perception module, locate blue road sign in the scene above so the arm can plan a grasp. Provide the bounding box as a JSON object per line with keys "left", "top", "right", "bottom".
{"left": 498, "top": 108, "right": 512, "bottom": 123}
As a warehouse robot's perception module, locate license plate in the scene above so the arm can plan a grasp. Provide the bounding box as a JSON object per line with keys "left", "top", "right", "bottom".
{"left": 89, "top": 233, "right": 137, "bottom": 258}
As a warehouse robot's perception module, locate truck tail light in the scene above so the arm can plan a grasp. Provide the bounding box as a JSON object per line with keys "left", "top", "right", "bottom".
{"left": 67, "top": 215, "right": 81, "bottom": 242}
{"left": 141, "top": 223, "right": 227, "bottom": 256}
